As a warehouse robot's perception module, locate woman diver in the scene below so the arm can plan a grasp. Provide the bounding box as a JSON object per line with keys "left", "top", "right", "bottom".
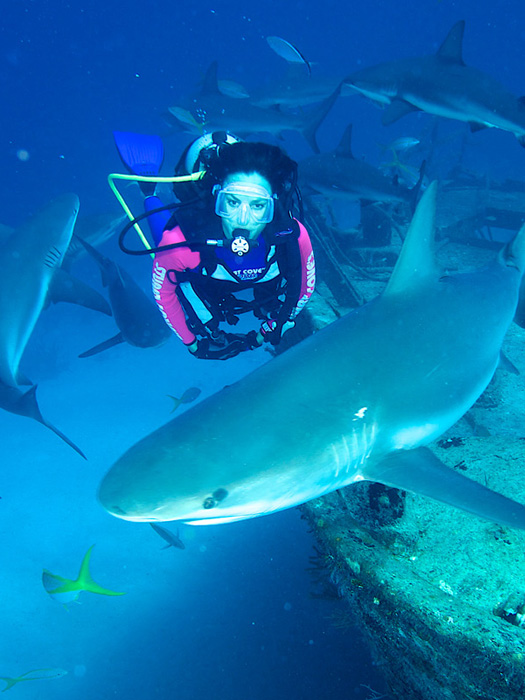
{"left": 115, "top": 131, "right": 316, "bottom": 361}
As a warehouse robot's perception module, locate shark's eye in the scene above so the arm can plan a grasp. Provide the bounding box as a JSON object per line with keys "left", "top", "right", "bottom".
{"left": 203, "top": 488, "right": 228, "bottom": 510}
{"left": 212, "top": 488, "right": 228, "bottom": 502}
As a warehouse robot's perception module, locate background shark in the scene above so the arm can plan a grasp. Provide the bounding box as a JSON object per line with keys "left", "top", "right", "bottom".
{"left": 299, "top": 123, "right": 414, "bottom": 204}
{"left": 77, "top": 238, "right": 171, "bottom": 357}
{"left": 249, "top": 64, "right": 347, "bottom": 110}
{"left": 343, "top": 21, "right": 525, "bottom": 146}
{"left": 99, "top": 182, "right": 525, "bottom": 530}
{"left": 168, "top": 62, "right": 340, "bottom": 153}
{"left": 0, "top": 194, "right": 85, "bottom": 457}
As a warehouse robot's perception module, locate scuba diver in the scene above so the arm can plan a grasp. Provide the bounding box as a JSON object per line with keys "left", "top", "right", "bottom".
{"left": 112, "top": 131, "right": 315, "bottom": 361}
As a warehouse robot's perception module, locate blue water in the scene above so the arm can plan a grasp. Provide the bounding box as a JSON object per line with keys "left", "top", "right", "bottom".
{"left": 2, "top": 0, "right": 525, "bottom": 697}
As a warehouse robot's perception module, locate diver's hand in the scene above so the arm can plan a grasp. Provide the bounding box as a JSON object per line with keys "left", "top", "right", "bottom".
{"left": 187, "top": 331, "right": 256, "bottom": 360}
{"left": 259, "top": 319, "right": 295, "bottom": 346}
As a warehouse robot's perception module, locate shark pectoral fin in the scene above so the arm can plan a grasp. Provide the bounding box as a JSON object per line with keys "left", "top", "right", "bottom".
{"left": 364, "top": 447, "right": 525, "bottom": 530}
{"left": 48, "top": 269, "right": 112, "bottom": 316}
{"left": 469, "top": 121, "right": 488, "bottom": 133}
{"left": 78, "top": 333, "right": 124, "bottom": 358}
{"left": 382, "top": 99, "right": 420, "bottom": 126}
{"left": 499, "top": 351, "right": 519, "bottom": 375}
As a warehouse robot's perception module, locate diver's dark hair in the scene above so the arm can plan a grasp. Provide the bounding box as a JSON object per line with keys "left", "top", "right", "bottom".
{"left": 208, "top": 142, "right": 298, "bottom": 199}
{"left": 169, "top": 139, "right": 299, "bottom": 232}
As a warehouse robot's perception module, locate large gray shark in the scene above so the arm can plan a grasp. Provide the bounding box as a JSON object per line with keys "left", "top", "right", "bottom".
{"left": 343, "top": 21, "right": 525, "bottom": 146}
{"left": 0, "top": 194, "right": 86, "bottom": 457}
{"left": 168, "top": 62, "right": 340, "bottom": 153}
{"left": 98, "top": 182, "right": 525, "bottom": 528}
{"left": 299, "top": 124, "right": 414, "bottom": 205}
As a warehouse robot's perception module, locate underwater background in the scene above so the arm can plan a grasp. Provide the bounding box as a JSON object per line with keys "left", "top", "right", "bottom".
{"left": 1, "top": 1, "right": 525, "bottom": 698}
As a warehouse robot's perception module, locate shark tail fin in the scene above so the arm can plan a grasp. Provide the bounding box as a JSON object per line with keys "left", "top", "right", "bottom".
{"left": 17, "top": 385, "right": 86, "bottom": 459}
{"left": 365, "top": 447, "right": 525, "bottom": 529}
{"left": 47, "top": 268, "right": 112, "bottom": 316}
{"left": 77, "top": 545, "right": 126, "bottom": 597}
{"left": 302, "top": 83, "right": 342, "bottom": 153}
{"left": 39, "top": 415, "right": 87, "bottom": 460}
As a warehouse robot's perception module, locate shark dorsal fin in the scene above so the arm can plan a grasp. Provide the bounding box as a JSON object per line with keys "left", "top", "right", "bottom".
{"left": 201, "top": 62, "right": 221, "bottom": 95}
{"left": 436, "top": 21, "right": 466, "bottom": 65}
{"left": 384, "top": 181, "right": 439, "bottom": 296}
{"left": 335, "top": 124, "right": 354, "bottom": 158}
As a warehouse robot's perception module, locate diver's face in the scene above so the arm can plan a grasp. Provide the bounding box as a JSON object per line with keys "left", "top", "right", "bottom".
{"left": 216, "top": 172, "right": 274, "bottom": 240}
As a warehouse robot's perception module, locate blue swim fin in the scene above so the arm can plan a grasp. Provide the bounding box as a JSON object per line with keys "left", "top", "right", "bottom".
{"left": 113, "top": 131, "right": 170, "bottom": 244}
{"left": 113, "top": 131, "right": 164, "bottom": 177}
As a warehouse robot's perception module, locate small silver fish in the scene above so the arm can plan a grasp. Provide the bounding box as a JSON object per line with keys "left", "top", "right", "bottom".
{"left": 386, "top": 137, "right": 420, "bottom": 152}
{"left": 266, "top": 36, "right": 312, "bottom": 76}
{"left": 168, "top": 387, "right": 201, "bottom": 413}
{"left": 150, "top": 523, "right": 186, "bottom": 550}
{"left": 218, "top": 79, "right": 250, "bottom": 99}
{"left": 0, "top": 669, "right": 68, "bottom": 692}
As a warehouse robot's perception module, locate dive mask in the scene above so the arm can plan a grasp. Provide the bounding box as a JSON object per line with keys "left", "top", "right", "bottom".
{"left": 214, "top": 182, "right": 275, "bottom": 226}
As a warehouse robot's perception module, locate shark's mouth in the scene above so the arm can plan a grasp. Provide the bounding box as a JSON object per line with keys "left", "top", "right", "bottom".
{"left": 105, "top": 503, "right": 267, "bottom": 525}
{"left": 183, "top": 513, "right": 266, "bottom": 526}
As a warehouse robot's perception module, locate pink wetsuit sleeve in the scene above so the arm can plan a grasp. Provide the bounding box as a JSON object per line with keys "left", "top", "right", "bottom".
{"left": 151, "top": 226, "right": 202, "bottom": 345}
{"left": 289, "top": 221, "right": 316, "bottom": 319}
